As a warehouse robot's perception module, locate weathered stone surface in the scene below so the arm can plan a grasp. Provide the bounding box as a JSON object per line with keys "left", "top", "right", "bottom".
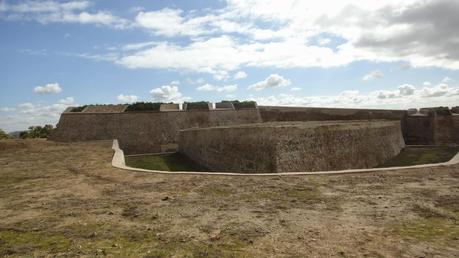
{"left": 49, "top": 109, "right": 262, "bottom": 154}
{"left": 160, "top": 104, "right": 180, "bottom": 111}
{"left": 258, "top": 106, "right": 405, "bottom": 122}
{"left": 215, "top": 102, "right": 235, "bottom": 110}
{"left": 82, "top": 104, "right": 128, "bottom": 113}
{"left": 179, "top": 121, "right": 405, "bottom": 173}
{"left": 402, "top": 114, "right": 459, "bottom": 145}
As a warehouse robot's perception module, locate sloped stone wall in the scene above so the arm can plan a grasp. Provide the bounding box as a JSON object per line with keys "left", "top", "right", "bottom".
{"left": 258, "top": 106, "right": 405, "bottom": 122}
{"left": 49, "top": 109, "right": 261, "bottom": 154}
{"left": 179, "top": 121, "right": 405, "bottom": 173}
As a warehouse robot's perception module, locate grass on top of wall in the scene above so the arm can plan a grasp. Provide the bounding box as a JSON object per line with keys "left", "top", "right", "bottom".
{"left": 377, "top": 146, "right": 459, "bottom": 168}
{"left": 125, "top": 153, "right": 209, "bottom": 172}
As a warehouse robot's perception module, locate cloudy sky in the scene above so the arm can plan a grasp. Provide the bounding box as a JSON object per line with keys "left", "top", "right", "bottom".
{"left": 1, "top": 0, "right": 459, "bottom": 131}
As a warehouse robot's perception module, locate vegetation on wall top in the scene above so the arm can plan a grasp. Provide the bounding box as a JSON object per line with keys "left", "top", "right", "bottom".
{"left": 68, "top": 100, "right": 258, "bottom": 112}
{"left": 184, "top": 101, "right": 210, "bottom": 110}
{"left": 70, "top": 105, "right": 87, "bottom": 112}
{"left": 431, "top": 106, "right": 452, "bottom": 116}
{"left": 125, "top": 102, "right": 163, "bottom": 112}
{"left": 222, "top": 100, "right": 257, "bottom": 109}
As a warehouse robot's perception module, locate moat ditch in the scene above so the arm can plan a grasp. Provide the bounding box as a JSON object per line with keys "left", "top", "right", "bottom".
{"left": 125, "top": 146, "right": 459, "bottom": 172}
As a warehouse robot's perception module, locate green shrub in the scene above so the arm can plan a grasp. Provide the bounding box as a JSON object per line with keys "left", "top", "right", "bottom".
{"left": 432, "top": 106, "right": 451, "bottom": 116}
{"left": 222, "top": 100, "right": 257, "bottom": 109}
{"left": 185, "top": 101, "right": 209, "bottom": 110}
{"left": 70, "top": 105, "right": 87, "bottom": 112}
{"left": 0, "top": 129, "right": 13, "bottom": 140}
{"left": 19, "top": 124, "right": 54, "bottom": 139}
{"left": 125, "top": 102, "right": 163, "bottom": 112}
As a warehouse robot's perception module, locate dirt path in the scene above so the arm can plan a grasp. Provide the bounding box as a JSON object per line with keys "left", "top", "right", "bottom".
{"left": 0, "top": 139, "right": 458, "bottom": 257}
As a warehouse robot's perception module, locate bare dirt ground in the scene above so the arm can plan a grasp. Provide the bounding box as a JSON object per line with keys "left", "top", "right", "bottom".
{"left": 0, "top": 139, "right": 458, "bottom": 257}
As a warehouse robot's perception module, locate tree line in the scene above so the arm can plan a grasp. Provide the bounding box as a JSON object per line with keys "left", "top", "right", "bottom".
{"left": 0, "top": 124, "right": 54, "bottom": 140}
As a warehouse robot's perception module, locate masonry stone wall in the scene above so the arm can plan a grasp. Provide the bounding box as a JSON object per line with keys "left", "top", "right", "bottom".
{"left": 50, "top": 104, "right": 458, "bottom": 157}
{"left": 402, "top": 115, "right": 434, "bottom": 145}
{"left": 435, "top": 115, "right": 459, "bottom": 145}
{"left": 258, "top": 106, "right": 405, "bottom": 122}
{"left": 49, "top": 109, "right": 261, "bottom": 154}
{"left": 179, "top": 121, "right": 405, "bottom": 173}
{"left": 402, "top": 114, "right": 459, "bottom": 145}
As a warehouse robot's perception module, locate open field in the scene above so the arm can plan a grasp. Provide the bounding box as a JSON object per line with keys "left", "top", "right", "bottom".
{"left": 0, "top": 139, "right": 458, "bottom": 257}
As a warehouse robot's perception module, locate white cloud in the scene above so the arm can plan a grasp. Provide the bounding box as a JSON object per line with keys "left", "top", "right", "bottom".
{"left": 0, "top": 107, "right": 15, "bottom": 112}
{"left": 213, "top": 71, "right": 230, "bottom": 81}
{"left": 248, "top": 74, "right": 291, "bottom": 91}
{"left": 233, "top": 71, "right": 247, "bottom": 80}
{"left": 196, "top": 84, "right": 215, "bottom": 92}
{"left": 317, "top": 38, "right": 331, "bottom": 46}
{"left": 197, "top": 83, "right": 238, "bottom": 93}
{"left": 1, "top": 0, "right": 130, "bottom": 29}
{"left": 150, "top": 83, "right": 189, "bottom": 102}
{"left": 15, "top": 0, "right": 459, "bottom": 72}
{"left": 0, "top": 97, "right": 77, "bottom": 131}
{"left": 58, "top": 96, "right": 75, "bottom": 105}
{"left": 398, "top": 84, "right": 416, "bottom": 96}
{"left": 441, "top": 77, "right": 452, "bottom": 83}
{"left": 421, "top": 83, "right": 452, "bottom": 98}
{"left": 290, "top": 87, "right": 301, "bottom": 91}
{"left": 33, "top": 83, "right": 62, "bottom": 94}
{"left": 122, "top": 41, "right": 157, "bottom": 51}
{"left": 376, "top": 84, "right": 415, "bottom": 99}
{"left": 119, "top": 0, "right": 459, "bottom": 72}
{"left": 219, "top": 85, "right": 238, "bottom": 93}
{"left": 117, "top": 36, "right": 356, "bottom": 76}
{"left": 362, "top": 70, "right": 384, "bottom": 81}
{"left": 135, "top": 8, "right": 208, "bottom": 37}
{"left": 117, "top": 94, "right": 138, "bottom": 103}
{"left": 252, "top": 79, "right": 459, "bottom": 109}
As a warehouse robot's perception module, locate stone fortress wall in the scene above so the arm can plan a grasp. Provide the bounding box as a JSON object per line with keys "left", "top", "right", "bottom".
{"left": 258, "top": 106, "right": 459, "bottom": 146}
{"left": 258, "top": 106, "right": 405, "bottom": 122}
{"left": 402, "top": 112, "right": 459, "bottom": 145}
{"left": 50, "top": 104, "right": 459, "bottom": 155}
{"left": 49, "top": 109, "right": 262, "bottom": 154}
{"left": 179, "top": 121, "right": 405, "bottom": 173}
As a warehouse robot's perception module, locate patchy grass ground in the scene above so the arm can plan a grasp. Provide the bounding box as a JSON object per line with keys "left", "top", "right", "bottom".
{"left": 0, "top": 139, "right": 458, "bottom": 257}
{"left": 126, "top": 153, "right": 208, "bottom": 172}
{"left": 378, "top": 146, "right": 459, "bottom": 168}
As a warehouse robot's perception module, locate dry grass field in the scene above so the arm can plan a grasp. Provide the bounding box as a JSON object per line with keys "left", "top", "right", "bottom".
{"left": 0, "top": 139, "right": 458, "bottom": 257}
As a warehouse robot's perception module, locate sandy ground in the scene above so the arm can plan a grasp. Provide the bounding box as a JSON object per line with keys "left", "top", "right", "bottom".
{"left": 0, "top": 139, "right": 458, "bottom": 257}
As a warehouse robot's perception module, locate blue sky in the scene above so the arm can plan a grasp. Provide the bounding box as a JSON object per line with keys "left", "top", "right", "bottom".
{"left": 1, "top": 0, "right": 458, "bottom": 131}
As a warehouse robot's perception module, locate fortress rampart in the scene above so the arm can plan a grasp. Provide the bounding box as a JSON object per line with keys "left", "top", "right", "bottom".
{"left": 50, "top": 105, "right": 459, "bottom": 155}
{"left": 258, "top": 106, "right": 405, "bottom": 121}
{"left": 49, "top": 109, "right": 261, "bottom": 154}
{"left": 402, "top": 114, "right": 459, "bottom": 145}
{"left": 179, "top": 121, "right": 405, "bottom": 173}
